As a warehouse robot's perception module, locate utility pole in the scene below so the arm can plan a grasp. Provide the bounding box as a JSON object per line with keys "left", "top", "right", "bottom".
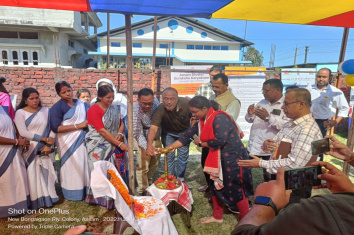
{"left": 269, "top": 44, "right": 276, "bottom": 68}
{"left": 304, "top": 46, "right": 309, "bottom": 64}
{"left": 294, "top": 46, "right": 298, "bottom": 66}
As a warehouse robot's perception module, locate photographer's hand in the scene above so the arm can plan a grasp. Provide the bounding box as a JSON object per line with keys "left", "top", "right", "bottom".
{"left": 325, "top": 135, "right": 354, "bottom": 162}
{"left": 312, "top": 161, "right": 354, "bottom": 193}
{"left": 237, "top": 168, "right": 292, "bottom": 227}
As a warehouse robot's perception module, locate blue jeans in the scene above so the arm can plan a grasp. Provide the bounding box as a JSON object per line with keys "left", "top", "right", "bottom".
{"left": 161, "top": 131, "right": 190, "bottom": 178}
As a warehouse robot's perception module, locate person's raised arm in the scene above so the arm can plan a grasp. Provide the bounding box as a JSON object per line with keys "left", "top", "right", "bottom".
{"left": 236, "top": 168, "right": 291, "bottom": 227}
{"left": 146, "top": 125, "right": 159, "bottom": 156}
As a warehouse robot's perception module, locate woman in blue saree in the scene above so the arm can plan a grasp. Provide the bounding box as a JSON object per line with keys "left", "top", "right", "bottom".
{"left": 85, "top": 85, "right": 128, "bottom": 209}
{"left": 15, "top": 88, "right": 58, "bottom": 210}
{"left": 50, "top": 81, "right": 90, "bottom": 201}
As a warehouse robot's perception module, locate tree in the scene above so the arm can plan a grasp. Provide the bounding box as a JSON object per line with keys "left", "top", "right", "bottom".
{"left": 243, "top": 46, "right": 264, "bottom": 67}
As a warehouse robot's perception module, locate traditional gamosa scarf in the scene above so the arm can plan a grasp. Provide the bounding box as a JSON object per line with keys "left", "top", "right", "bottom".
{"left": 199, "top": 107, "right": 240, "bottom": 190}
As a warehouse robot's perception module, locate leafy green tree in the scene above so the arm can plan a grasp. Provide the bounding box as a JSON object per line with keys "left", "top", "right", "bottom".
{"left": 243, "top": 46, "right": 264, "bottom": 67}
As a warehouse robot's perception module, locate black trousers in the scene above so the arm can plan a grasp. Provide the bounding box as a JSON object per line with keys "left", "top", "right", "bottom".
{"left": 201, "top": 147, "right": 212, "bottom": 186}
{"left": 315, "top": 119, "right": 327, "bottom": 137}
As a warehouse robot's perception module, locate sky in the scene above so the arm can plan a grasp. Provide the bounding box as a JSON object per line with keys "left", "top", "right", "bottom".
{"left": 96, "top": 13, "right": 354, "bottom": 68}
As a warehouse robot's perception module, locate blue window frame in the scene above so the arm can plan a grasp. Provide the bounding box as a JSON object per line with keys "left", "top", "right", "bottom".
{"left": 111, "top": 42, "right": 121, "bottom": 47}
{"left": 186, "top": 45, "right": 194, "bottom": 49}
{"left": 160, "top": 44, "right": 168, "bottom": 48}
{"left": 133, "top": 43, "right": 142, "bottom": 48}
{"left": 221, "top": 46, "right": 229, "bottom": 50}
{"left": 195, "top": 45, "right": 203, "bottom": 50}
{"left": 212, "top": 46, "right": 220, "bottom": 50}
{"left": 204, "top": 45, "right": 211, "bottom": 50}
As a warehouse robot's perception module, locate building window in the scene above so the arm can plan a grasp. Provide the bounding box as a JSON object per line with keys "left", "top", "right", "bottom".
{"left": 0, "top": 31, "right": 18, "bottom": 39}
{"left": 159, "top": 44, "right": 168, "bottom": 49}
{"left": 19, "top": 32, "right": 38, "bottom": 39}
{"left": 22, "top": 51, "right": 29, "bottom": 65}
{"left": 12, "top": 51, "right": 19, "bottom": 65}
{"left": 133, "top": 43, "right": 142, "bottom": 48}
{"left": 213, "top": 46, "right": 220, "bottom": 50}
{"left": 195, "top": 45, "right": 203, "bottom": 50}
{"left": 186, "top": 45, "right": 194, "bottom": 49}
{"left": 68, "top": 40, "right": 74, "bottom": 48}
{"left": 32, "top": 51, "right": 39, "bottom": 66}
{"left": 204, "top": 45, "right": 211, "bottom": 50}
{"left": 221, "top": 46, "right": 229, "bottom": 50}
{"left": 111, "top": 42, "right": 121, "bottom": 47}
{"left": 1, "top": 50, "right": 8, "bottom": 65}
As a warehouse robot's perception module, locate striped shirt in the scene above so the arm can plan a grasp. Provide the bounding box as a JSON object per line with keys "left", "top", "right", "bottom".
{"left": 133, "top": 98, "right": 160, "bottom": 150}
{"left": 259, "top": 113, "right": 322, "bottom": 174}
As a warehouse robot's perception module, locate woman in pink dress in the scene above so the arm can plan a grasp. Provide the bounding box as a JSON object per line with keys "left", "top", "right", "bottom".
{"left": 0, "top": 76, "right": 15, "bottom": 120}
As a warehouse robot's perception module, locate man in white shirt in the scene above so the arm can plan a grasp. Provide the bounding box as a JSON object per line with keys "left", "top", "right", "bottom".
{"left": 309, "top": 68, "right": 349, "bottom": 137}
{"left": 245, "top": 79, "right": 288, "bottom": 181}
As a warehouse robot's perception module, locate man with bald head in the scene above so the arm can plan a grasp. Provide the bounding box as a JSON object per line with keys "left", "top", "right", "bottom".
{"left": 239, "top": 88, "right": 322, "bottom": 203}
{"left": 146, "top": 87, "right": 191, "bottom": 183}
{"left": 309, "top": 68, "right": 349, "bottom": 137}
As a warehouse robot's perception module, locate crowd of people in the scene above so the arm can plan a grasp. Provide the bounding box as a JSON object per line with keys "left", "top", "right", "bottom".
{"left": 0, "top": 66, "right": 353, "bottom": 234}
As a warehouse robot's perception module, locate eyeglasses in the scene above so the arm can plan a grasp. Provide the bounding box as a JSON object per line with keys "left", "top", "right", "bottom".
{"left": 262, "top": 89, "right": 273, "bottom": 93}
{"left": 140, "top": 102, "right": 154, "bottom": 107}
{"left": 163, "top": 97, "right": 177, "bottom": 102}
{"left": 283, "top": 101, "right": 301, "bottom": 107}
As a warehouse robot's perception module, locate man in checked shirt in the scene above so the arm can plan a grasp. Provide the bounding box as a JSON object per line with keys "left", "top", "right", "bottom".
{"left": 133, "top": 88, "right": 161, "bottom": 195}
{"left": 239, "top": 88, "right": 322, "bottom": 203}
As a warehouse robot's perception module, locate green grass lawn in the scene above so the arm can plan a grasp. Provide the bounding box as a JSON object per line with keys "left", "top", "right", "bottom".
{"left": 1, "top": 134, "right": 352, "bottom": 235}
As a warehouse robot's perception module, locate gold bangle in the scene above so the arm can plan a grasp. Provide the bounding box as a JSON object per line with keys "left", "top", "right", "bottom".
{"left": 118, "top": 142, "right": 124, "bottom": 148}
{"left": 46, "top": 138, "right": 49, "bottom": 143}
{"left": 15, "top": 139, "right": 18, "bottom": 146}
{"left": 74, "top": 124, "right": 79, "bottom": 130}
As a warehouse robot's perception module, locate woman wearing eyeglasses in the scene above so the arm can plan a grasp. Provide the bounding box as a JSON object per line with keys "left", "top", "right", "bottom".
{"left": 159, "top": 96, "right": 253, "bottom": 224}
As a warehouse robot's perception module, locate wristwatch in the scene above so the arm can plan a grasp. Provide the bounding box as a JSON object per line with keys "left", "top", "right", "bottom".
{"left": 254, "top": 196, "right": 278, "bottom": 215}
{"left": 264, "top": 116, "right": 270, "bottom": 122}
{"left": 198, "top": 141, "right": 202, "bottom": 147}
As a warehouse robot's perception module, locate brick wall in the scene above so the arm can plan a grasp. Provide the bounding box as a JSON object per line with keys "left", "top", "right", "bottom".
{"left": 0, "top": 67, "right": 170, "bottom": 108}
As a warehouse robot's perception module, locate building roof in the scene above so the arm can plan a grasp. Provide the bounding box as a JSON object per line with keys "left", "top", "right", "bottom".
{"left": 94, "top": 16, "right": 253, "bottom": 46}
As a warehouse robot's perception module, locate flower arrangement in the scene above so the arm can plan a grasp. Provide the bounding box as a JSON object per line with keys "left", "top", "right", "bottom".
{"left": 108, "top": 170, "right": 133, "bottom": 206}
{"left": 133, "top": 198, "right": 163, "bottom": 220}
{"left": 154, "top": 173, "right": 181, "bottom": 190}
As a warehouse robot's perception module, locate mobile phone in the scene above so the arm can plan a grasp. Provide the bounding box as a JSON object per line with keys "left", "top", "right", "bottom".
{"left": 284, "top": 166, "right": 322, "bottom": 190}
{"left": 311, "top": 138, "right": 330, "bottom": 155}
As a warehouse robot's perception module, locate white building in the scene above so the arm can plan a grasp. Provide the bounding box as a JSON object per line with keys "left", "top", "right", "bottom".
{"left": 91, "top": 16, "right": 253, "bottom": 69}
{"left": 0, "top": 6, "right": 102, "bottom": 68}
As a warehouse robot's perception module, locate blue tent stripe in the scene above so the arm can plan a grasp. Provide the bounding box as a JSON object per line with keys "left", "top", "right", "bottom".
{"left": 89, "top": 0, "right": 233, "bottom": 17}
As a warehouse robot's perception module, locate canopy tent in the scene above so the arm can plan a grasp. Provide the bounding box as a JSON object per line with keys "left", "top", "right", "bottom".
{"left": 2, "top": 0, "right": 353, "bottom": 186}
{"left": 2, "top": 0, "right": 354, "bottom": 27}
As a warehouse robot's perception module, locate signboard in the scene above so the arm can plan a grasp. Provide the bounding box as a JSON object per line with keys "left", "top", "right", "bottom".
{"left": 225, "top": 67, "right": 267, "bottom": 140}
{"left": 170, "top": 65, "right": 212, "bottom": 97}
{"left": 281, "top": 68, "right": 316, "bottom": 91}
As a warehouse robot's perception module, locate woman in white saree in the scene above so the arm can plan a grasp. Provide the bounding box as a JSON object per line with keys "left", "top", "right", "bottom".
{"left": 15, "top": 88, "right": 59, "bottom": 210}
{"left": 50, "top": 81, "right": 90, "bottom": 201}
{"left": 0, "top": 105, "right": 30, "bottom": 218}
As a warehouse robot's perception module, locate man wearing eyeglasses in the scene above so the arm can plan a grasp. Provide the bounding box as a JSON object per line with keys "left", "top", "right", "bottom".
{"left": 239, "top": 88, "right": 322, "bottom": 203}
{"left": 245, "top": 79, "right": 288, "bottom": 182}
{"left": 133, "top": 88, "right": 161, "bottom": 195}
{"left": 146, "top": 87, "right": 191, "bottom": 184}
{"left": 309, "top": 68, "right": 349, "bottom": 137}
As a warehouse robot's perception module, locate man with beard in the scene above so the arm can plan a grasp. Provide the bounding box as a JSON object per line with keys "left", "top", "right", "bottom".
{"left": 309, "top": 68, "right": 349, "bottom": 137}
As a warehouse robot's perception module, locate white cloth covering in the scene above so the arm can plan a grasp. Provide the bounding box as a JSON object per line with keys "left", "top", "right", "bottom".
{"left": 15, "top": 108, "right": 58, "bottom": 209}
{"left": 90, "top": 161, "right": 178, "bottom": 235}
{"left": 0, "top": 106, "right": 29, "bottom": 218}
